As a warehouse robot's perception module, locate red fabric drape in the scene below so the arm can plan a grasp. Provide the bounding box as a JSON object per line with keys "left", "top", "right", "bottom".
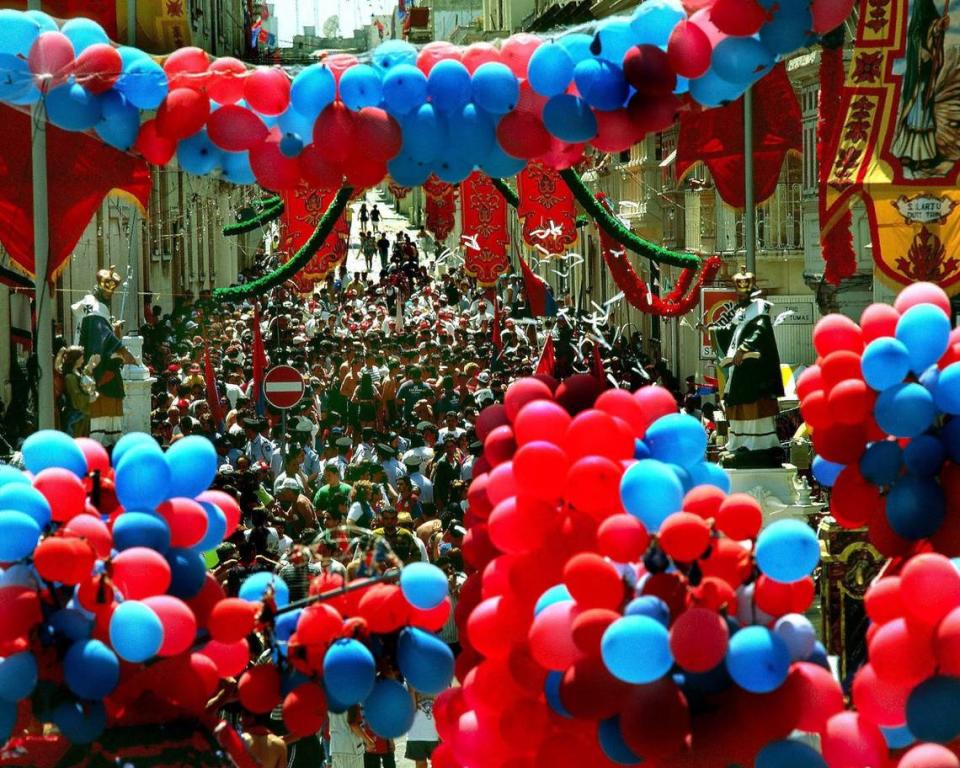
{"left": 251, "top": 305, "right": 267, "bottom": 416}
{"left": 535, "top": 336, "right": 555, "bottom": 376}
{"left": 279, "top": 184, "right": 349, "bottom": 292}
{"left": 204, "top": 344, "right": 224, "bottom": 427}
{"left": 460, "top": 172, "right": 509, "bottom": 285}
{"left": 423, "top": 175, "right": 457, "bottom": 242}
{"left": 518, "top": 250, "right": 556, "bottom": 317}
{"left": 517, "top": 163, "right": 578, "bottom": 255}
{"left": 676, "top": 64, "right": 801, "bottom": 208}
{"left": 0, "top": 105, "right": 150, "bottom": 281}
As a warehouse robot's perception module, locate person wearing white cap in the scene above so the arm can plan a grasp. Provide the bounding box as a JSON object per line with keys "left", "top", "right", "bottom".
{"left": 403, "top": 454, "right": 434, "bottom": 506}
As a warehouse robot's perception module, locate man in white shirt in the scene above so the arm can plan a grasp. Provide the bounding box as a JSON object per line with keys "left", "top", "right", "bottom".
{"left": 243, "top": 417, "right": 275, "bottom": 465}
{"left": 378, "top": 443, "right": 405, "bottom": 490}
{"left": 403, "top": 455, "right": 434, "bottom": 506}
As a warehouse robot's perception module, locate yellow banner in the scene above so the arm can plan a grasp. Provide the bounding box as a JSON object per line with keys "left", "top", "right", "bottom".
{"left": 117, "top": 0, "right": 191, "bottom": 54}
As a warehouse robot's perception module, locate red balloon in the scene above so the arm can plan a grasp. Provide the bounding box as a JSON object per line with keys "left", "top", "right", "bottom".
{"left": 156, "top": 497, "right": 208, "bottom": 549}
{"left": 820, "top": 349, "right": 863, "bottom": 390}
{"left": 555, "top": 374, "right": 604, "bottom": 416}
{"left": 143, "top": 595, "right": 197, "bottom": 657}
{"left": 343, "top": 155, "right": 387, "bottom": 189}
{"left": 700, "top": 537, "right": 752, "bottom": 588}
{"left": 659, "top": 512, "right": 711, "bottom": 562}
{"left": 513, "top": 400, "right": 571, "bottom": 446}
{"left": 75, "top": 437, "right": 108, "bottom": 476}
{"left": 716, "top": 493, "right": 763, "bottom": 540}
{"left": 196, "top": 490, "right": 241, "bottom": 536}
{"left": 810, "top": 0, "right": 857, "bottom": 33}
{"left": 597, "top": 514, "right": 650, "bottom": 563}
{"left": 488, "top": 496, "right": 556, "bottom": 555}
{"left": 564, "top": 409, "right": 634, "bottom": 462}
{"left": 900, "top": 744, "right": 960, "bottom": 768}
{"left": 559, "top": 655, "right": 631, "bottom": 719}
{"left": 206, "top": 57, "right": 248, "bottom": 104}
{"left": 238, "top": 664, "right": 281, "bottom": 714}
{"left": 476, "top": 403, "right": 510, "bottom": 442}
{"left": 250, "top": 132, "right": 303, "bottom": 190}
{"left": 63, "top": 514, "right": 112, "bottom": 558}
{"left": 860, "top": 303, "right": 900, "bottom": 343}
{"left": 864, "top": 576, "right": 903, "bottom": 625}
{"left": 499, "top": 33, "right": 542, "bottom": 78}
{"left": 800, "top": 389, "right": 830, "bottom": 430}
{"left": 564, "top": 553, "right": 624, "bottom": 610}
{"left": 462, "top": 42, "right": 502, "bottom": 73}
{"left": 821, "top": 712, "right": 889, "bottom": 768}
{"left": 512, "top": 442, "right": 568, "bottom": 502}
{"left": 283, "top": 682, "right": 327, "bottom": 737}
{"left": 795, "top": 365, "right": 824, "bottom": 400}
{"left": 813, "top": 313, "right": 864, "bottom": 357}
{"left": 528, "top": 600, "right": 580, "bottom": 671}
{"left": 200, "top": 637, "right": 250, "bottom": 678}
{"left": 619, "top": 678, "right": 690, "bottom": 761}
{"left": 485, "top": 461, "right": 516, "bottom": 506}
{"left": 869, "top": 617, "right": 936, "bottom": 686}
{"left": 595, "top": 389, "right": 645, "bottom": 434}
{"left": 463, "top": 658, "right": 528, "bottom": 715}
{"left": 33, "top": 537, "right": 95, "bottom": 585}
{"left": 590, "top": 109, "right": 638, "bottom": 153}
{"left": 669, "top": 607, "right": 728, "bottom": 673}
{"left": 112, "top": 547, "right": 172, "bottom": 600}
{"left": 866, "top": 500, "right": 915, "bottom": 558}
{"left": 894, "top": 281, "right": 952, "bottom": 317}
{"left": 163, "top": 47, "right": 210, "bottom": 90}
{"left": 497, "top": 696, "right": 548, "bottom": 752}
{"left": 811, "top": 422, "right": 867, "bottom": 465}
{"left": 623, "top": 45, "right": 676, "bottom": 96}
{"left": 311, "top": 102, "right": 356, "bottom": 160}
{"left": 937, "top": 605, "right": 960, "bottom": 675}
{"left": 187, "top": 573, "right": 226, "bottom": 629}
{"left": 504, "top": 378, "right": 554, "bottom": 422}
{"left": 537, "top": 136, "right": 585, "bottom": 171}
{"left": 409, "top": 597, "right": 451, "bottom": 632}
{"left": 73, "top": 43, "right": 122, "bottom": 94}
{"left": 358, "top": 583, "right": 409, "bottom": 633}
{"left": 0, "top": 586, "right": 40, "bottom": 644}
{"left": 571, "top": 608, "right": 620, "bottom": 655}
{"left": 209, "top": 597, "right": 259, "bottom": 643}
{"left": 416, "top": 41, "right": 462, "bottom": 76}
{"left": 76, "top": 574, "right": 118, "bottom": 619}
{"left": 626, "top": 91, "right": 682, "bottom": 135}
{"left": 691, "top": 576, "right": 736, "bottom": 613}
{"left": 243, "top": 66, "right": 290, "bottom": 116}
{"left": 28, "top": 32, "right": 74, "bottom": 81}
{"left": 355, "top": 107, "right": 403, "bottom": 162}
{"left": 682, "top": 485, "right": 725, "bottom": 520}
{"left": 828, "top": 378, "right": 874, "bottom": 425}
{"left": 507, "top": 643, "right": 548, "bottom": 692}
{"left": 792, "top": 661, "right": 844, "bottom": 733}
{"left": 633, "top": 386, "right": 678, "bottom": 435}
{"left": 299, "top": 144, "right": 344, "bottom": 190}
{"left": 754, "top": 575, "right": 815, "bottom": 617}
{"left": 34, "top": 467, "right": 86, "bottom": 522}
{"left": 296, "top": 602, "right": 342, "bottom": 647}
{"left": 461, "top": 524, "right": 499, "bottom": 571}
{"left": 667, "top": 20, "right": 712, "bottom": 79}
{"left": 709, "top": 0, "right": 768, "bottom": 35}
{"left": 497, "top": 107, "right": 551, "bottom": 159}
{"left": 156, "top": 87, "right": 210, "bottom": 140}
{"left": 484, "top": 425, "right": 516, "bottom": 467}
{"left": 900, "top": 553, "right": 960, "bottom": 627}
{"left": 831, "top": 465, "right": 880, "bottom": 529}
{"left": 851, "top": 662, "right": 909, "bottom": 727}
{"left": 207, "top": 105, "right": 269, "bottom": 151}
{"left": 565, "top": 456, "right": 623, "bottom": 519}
{"left": 135, "top": 119, "right": 176, "bottom": 165}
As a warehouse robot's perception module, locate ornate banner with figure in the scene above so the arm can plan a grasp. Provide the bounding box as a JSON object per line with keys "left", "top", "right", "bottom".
{"left": 825, "top": 0, "right": 960, "bottom": 293}
{"left": 460, "top": 172, "right": 509, "bottom": 285}
{"left": 280, "top": 184, "right": 349, "bottom": 292}
{"left": 423, "top": 176, "right": 457, "bottom": 243}
{"left": 517, "top": 163, "right": 578, "bottom": 255}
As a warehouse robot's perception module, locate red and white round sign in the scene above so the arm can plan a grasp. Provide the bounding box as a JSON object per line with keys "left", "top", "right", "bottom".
{"left": 263, "top": 365, "right": 305, "bottom": 410}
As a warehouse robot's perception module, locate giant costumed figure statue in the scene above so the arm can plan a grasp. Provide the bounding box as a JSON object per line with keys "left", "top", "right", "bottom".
{"left": 709, "top": 266, "right": 784, "bottom": 465}
{"left": 71, "top": 267, "right": 138, "bottom": 446}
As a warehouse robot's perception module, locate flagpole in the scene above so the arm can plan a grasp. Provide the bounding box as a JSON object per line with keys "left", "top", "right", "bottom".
{"left": 744, "top": 85, "right": 756, "bottom": 276}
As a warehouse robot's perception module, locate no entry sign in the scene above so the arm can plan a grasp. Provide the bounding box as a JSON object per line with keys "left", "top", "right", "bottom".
{"left": 263, "top": 365, "right": 305, "bottom": 410}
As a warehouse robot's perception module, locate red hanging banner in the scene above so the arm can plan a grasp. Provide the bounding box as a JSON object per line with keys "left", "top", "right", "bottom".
{"left": 279, "top": 183, "right": 350, "bottom": 293}
{"left": 517, "top": 163, "right": 578, "bottom": 255}
{"left": 423, "top": 175, "right": 457, "bottom": 243}
{"left": 387, "top": 180, "right": 410, "bottom": 201}
{"left": 460, "top": 172, "right": 509, "bottom": 286}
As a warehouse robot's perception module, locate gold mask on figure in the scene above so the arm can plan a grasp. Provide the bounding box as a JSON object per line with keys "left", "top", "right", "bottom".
{"left": 96, "top": 266, "right": 122, "bottom": 300}
{"left": 732, "top": 265, "right": 756, "bottom": 300}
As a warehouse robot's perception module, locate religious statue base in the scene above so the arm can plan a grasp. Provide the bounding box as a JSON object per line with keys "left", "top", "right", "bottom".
{"left": 720, "top": 446, "right": 787, "bottom": 469}
{"left": 121, "top": 334, "right": 153, "bottom": 437}
{"left": 725, "top": 463, "right": 823, "bottom": 527}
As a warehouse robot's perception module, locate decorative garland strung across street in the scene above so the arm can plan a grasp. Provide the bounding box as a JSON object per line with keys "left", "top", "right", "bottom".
{"left": 222, "top": 195, "right": 284, "bottom": 236}
{"left": 213, "top": 186, "right": 353, "bottom": 302}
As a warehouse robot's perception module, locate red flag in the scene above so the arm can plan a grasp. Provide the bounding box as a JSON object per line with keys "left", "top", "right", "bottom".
{"left": 518, "top": 251, "right": 557, "bottom": 317}
{"left": 591, "top": 343, "right": 607, "bottom": 388}
{"left": 251, "top": 305, "right": 268, "bottom": 415}
{"left": 204, "top": 344, "right": 225, "bottom": 428}
{"left": 491, "top": 297, "right": 502, "bottom": 352}
{"left": 460, "top": 172, "right": 509, "bottom": 285}
{"left": 517, "top": 163, "right": 578, "bottom": 255}
{"left": 535, "top": 336, "right": 555, "bottom": 377}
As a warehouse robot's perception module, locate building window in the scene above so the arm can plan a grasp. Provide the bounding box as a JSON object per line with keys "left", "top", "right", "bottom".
{"left": 801, "top": 84, "right": 820, "bottom": 197}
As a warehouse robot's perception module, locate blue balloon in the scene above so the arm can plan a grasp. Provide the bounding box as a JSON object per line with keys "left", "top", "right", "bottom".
{"left": 595, "top": 19, "right": 639, "bottom": 65}
{"left": 96, "top": 91, "right": 141, "bottom": 150}
{"left": 862, "top": 337, "right": 910, "bottom": 391}
{"left": 668, "top": 463, "right": 694, "bottom": 493}
{"left": 936, "top": 362, "right": 960, "bottom": 414}
{"left": 687, "top": 461, "right": 731, "bottom": 493}
{"left": 644, "top": 413, "right": 708, "bottom": 469}
{"left": 528, "top": 42, "right": 575, "bottom": 97}
{"left": 812, "top": 456, "right": 844, "bottom": 487}
{"left": 221, "top": 150, "right": 256, "bottom": 185}
{"left": 372, "top": 39, "right": 418, "bottom": 72}
{"left": 239, "top": 570, "right": 290, "bottom": 607}
{"left": 402, "top": 103, "right": 443, "bottom": 162}
{"left": 680, "top": 660, "right": 733, "bottom": 695}
{"left": 774, "top": 613, "right": 817, "bottom": 661}
{"left": 534, "top": 584, "right": 572, "bottom": 615}
{"left": 0, "top": 700, "right": 13, "bottom": 745}
{"left": 471, "top": 62, "right": 519, "bottom": 115}
{"left": 363, "top": 679, "right": 415, "bottom": 738}
{"left": 167, "top": 548, "right": 207, "bottom": 598}
{"left": 178, "top": 129, "right": 221, "bottom": 176}
{"left": 382, "top": 63, "right": 428, "bottom": 116}
{"left": 400, "top": 562, "right": 448, "bottom": 610}
{"left": 480, "top": 143, "right": 526, "bottom": 179}
{"left": 0, "top": 652, "right": 36, "bottom": 702}
{"left": 117, "top": 58, "right": 168, "bottom": 110}
{"left": 323, "top": 639, "right": 375, "bottom": 706}
{"left": 880, "top": 724, "right": 916, "bottom": 749}
{"left": 544, "top": 670, "right": 572, "bottom": 718}
{"left": 113, "top": 512, "right": 171, "bottom": 553}
{"left": 756, "top": 739, "right": 827, "bottom": 768}
{"left": 448, "top": 104, "right": 495, "bottom": 166}
{"left": 112, "top": 433, "right": 160, "bottom": 468}
{"left": 712, "top": 37, "right": 775, "bottom": 85}
{"left": 434, "top": 151, "right": 474, "bottom": 185}
{"left": 543, "top": 94, "right": 597, "bottom": 142}
{"left": 427, "top": 59, "right": 471, "bottom": 113}
{"left": 290, "top": 63, "right": 336, "bottom": 118}
{"left": 45, "top": 82, "right": 102, "bottom": 132}
{"left": 0, "top": 484, "right": 51, "bottom": 528}
{"left": 944, "top": 417, "right": 960, "bottom": 462}
{"left": 726, "top": 626, "right": 790, "bottom": 693}
{"left": 339, "top": 64, "right": 383, "bottom": 111}
{"left": 61, "top": 18, "right": 108, "bottom": 53}
{"left": 859, "top": 440, "right": 903, "bottom": 486}
{"left": 906, "top": 675, "right": 960, "bottom": 743}
{"left": 387, "top": 153, "right": 431, "bottom": 188}
{"left": 109, "top": 600, "right": 163, "bottom": 663}
{"left": 875, "top": 382, "right": 936, "bottom": 438}
{"left": 897, "top": 303, "right": 951, "bottom": 374}
{"left": 64, "top": 639, "right": 119, "bottom": 700}
{"left": 49, "top": 608, "right": 93, "bottom": 641}
{"left": 806, "top": 640, "right": 830, "bottom": 670}
{"left": 756, "top": 519, "right": 819, "bottom": 583}
{"left": 23, "top": 9, "right": 57, "bottom": 33}
{"left": 921, "top": 363, "right": 941, "bottom": 397}
{"left": 0, "top": 10, "right": 40, "bottom": 57}
{"left": 574, "top": 58, "right": 628, "bottom": 111}
{"left": 0, "top": 511, "right": 39, "bottom": 561}
{"left": 601, "top": 616, "right": 673, "bottom": 684}
{"left": 904, "top": 434, "right": 945, "bottom": 477}
{"left": 51, "top": 700, "right": 106, "bottom": 744}
{"left": 0, "top": 466, "right": 29, "bottom": 489}
{"left": 115, "top": 444, "right": 171, "bottom": 510}
{"left": 886, "top": 475, "right": 945, "bottom": 540}
{"left": 195, "top": 501, "right": 228, "bottom": 553}
{"left": 558, "top": 33, "right": 594, "bottom": 63}
{"left": 620, "top": 459, "right": 683, "bottom": 532}
{"left": 21, "top": 429, "right": 87, "bottom": 477}
{"left": 760, "top": 7, "right": 814, "bottom": 55}
{"left": 689, "top": 68, "right": 745, "bottom": 108}
{"left": 275, "top": 609, "right": 301, "bottom": 644}
{"left": 277, "top": 106, "right": 314, "bottom": 148}
{"left": 674, "top": 75, "right": 690, "bottom": 95}
{"left": 598, "top": 716, "right": 642, "bottom": 765}
{"left": 165, "top": 435, "right": 218, "bottom": 499}
{"left": 0, "top": 53, "right": 35, "bottom": 103}
{"left": 117, "top": 46, "right": 150, "bottom": 68}
{"left": 630, "top": 0, "right": 685, "bottom": 46}
{"left": 397, "top": 627, "right": 454, "bottom": 694}
{"left": 624, "top": 595, "right": 670, "bottom": 626}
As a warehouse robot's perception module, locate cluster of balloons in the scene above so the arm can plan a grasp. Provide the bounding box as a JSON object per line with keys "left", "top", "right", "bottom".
{"left": 432, "top": 373, "right": 827, "bottom": 768}
{"left": 801, "top": 281, "right": 960, "bottom": 558}
{"left": 0, "top": 0, "right": 850, "bottom": 192}
{"left": 0, "top": 430, "right": 452, "bottom": 749}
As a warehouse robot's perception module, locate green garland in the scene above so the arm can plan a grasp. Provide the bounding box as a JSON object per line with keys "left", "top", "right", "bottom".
{"left": 490, "top": 176, "right": 520, "bottom": 209}
{"left": 222, "top": 195, "right": 285, "bottom": 236}
{"left": 558, "top": 168, "right": 703, "bottom": 270}
{"left": 213, "top": 186, "right": 353, "bottom": 302}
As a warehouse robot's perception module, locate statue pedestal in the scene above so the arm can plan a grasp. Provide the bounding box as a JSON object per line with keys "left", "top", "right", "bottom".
{"left": 725, "top": 464, "right": 822, "bottom": 527}
{"left": 121, "top": 335, "right": 153, "bottom": 436}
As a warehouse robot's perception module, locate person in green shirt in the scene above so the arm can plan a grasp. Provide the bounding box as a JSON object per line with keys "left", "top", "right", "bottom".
{"left": 313, "top": 464, "right": 352, "bottom": 512}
